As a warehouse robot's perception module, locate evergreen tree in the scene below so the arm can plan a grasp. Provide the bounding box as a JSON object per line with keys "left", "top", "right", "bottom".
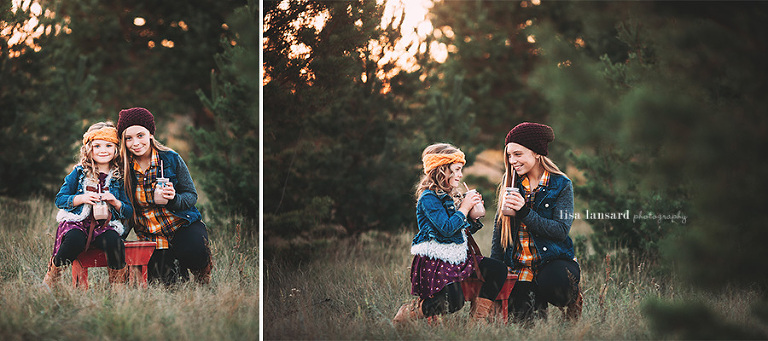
{"left": 427, "top": 1, "right": 550, "bottom": 145}
{"left": 192, "top": 0, "right": 259, "bottom": 225}
{"left": 528, "top": 1, "right": 768, "bottom": 337}
{"left": 1, "top": 2, "right": 91, "bottom": 198}
{"left": 262, "top": 1, "right": 478, "bottom": 259}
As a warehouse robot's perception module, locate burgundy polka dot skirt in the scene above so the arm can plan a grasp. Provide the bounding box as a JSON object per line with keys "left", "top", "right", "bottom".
{"left": 410, "top": 251, "right": 481, "bottom": 299}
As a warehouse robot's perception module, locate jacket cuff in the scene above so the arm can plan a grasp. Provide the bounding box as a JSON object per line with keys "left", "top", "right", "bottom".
{"left": 517, "top": 206, "right": 531, "bottom": 219}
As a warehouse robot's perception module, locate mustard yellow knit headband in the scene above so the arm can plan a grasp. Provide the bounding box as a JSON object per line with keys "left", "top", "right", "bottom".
{"left": 83, "top": 127, "right": 119, "bottom": 145}
{"left": 422, "top": 151, "right": 466, "bottom": 174}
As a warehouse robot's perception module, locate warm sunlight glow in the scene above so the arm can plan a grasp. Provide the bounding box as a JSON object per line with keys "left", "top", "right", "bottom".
{"left": 2, "top": 0, "right": 66, "bottom": 55}
{"left": 263, "top": 0, "right": 445, "bottom": 90}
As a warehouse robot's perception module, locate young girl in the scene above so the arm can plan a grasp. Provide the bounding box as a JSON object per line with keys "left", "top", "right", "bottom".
{"left": 393, "top": 143, "right": 507, "bottom": 324}
{"left": 117, "top": 107, "right": 212, "bottom": 285}
{"left": 43, "top": 122, "right": 133, "bottom": 289}
{"left": 490, "top": 122, "right": 582, "bottom": 324}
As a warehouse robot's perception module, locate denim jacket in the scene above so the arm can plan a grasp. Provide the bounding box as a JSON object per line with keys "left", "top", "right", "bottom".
{"left": 54, "top": 166, "right": 133, "bottom": 236}
{"left": 490, "top": 172, "right": 575, "bottom": 268}
{"left": 124, "top": 149, "right": 202, "bottom": 236}
{"left": 411, "top": 189, "right": 483, "bottom": 264}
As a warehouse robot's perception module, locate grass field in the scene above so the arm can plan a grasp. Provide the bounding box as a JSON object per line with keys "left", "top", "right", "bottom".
{"left": 264, "top": 214, "right": 765, "bottom": 340}
{"left": 0, "top": 196, "right": 259, "bottom": 340}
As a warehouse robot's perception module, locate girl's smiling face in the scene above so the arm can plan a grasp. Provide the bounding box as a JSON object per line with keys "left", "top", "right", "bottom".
{"left": 91, "top": 139, "right": 117, "bottom": 165}
{"left": 124, "top": 125, "right": 152, "bottom": 158}
{"left": 506, "top": 142, "right": 539, "bottom": 176}
{"left": 448, "top": 162, "right": 464, "bottom": 189}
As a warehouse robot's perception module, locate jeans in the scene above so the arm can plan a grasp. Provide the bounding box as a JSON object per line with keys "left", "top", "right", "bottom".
{"left": 54, "top": 229, "right": 125, "bottom": 269}
{"left": 508, "top": 259, "right": 581, "bottom": 323}
{"left": 147, "top": 220, "right": 211, "bottom": 285}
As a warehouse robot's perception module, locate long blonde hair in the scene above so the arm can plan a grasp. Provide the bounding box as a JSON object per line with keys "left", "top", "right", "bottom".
{"left": 120, "top": 130, "right": 173, "bottom": 225}
{"left": 495, "top": 145, "right": 565, "bottom": 249}
{"left": 79, "top": 121, "right": 120, "bottom": 180}
{"left": 414, "top": 143, "right": 463, "bottom": 204}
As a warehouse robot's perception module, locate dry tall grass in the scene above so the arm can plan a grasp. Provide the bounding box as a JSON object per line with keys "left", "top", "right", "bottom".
{"left": 0, "top": 196, "right": 258, "bottom": 340}
{"left": 264, "top": 215, "right": 763, "bottom": 340}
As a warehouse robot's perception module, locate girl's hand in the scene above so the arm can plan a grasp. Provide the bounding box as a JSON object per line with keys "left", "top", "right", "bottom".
{"left": 74, "top": 192, "right": 101, "bottom": 206}
{"left": 100, "top": 192, "right": 122, "bottom": 211}
{"left": 459, "top": 191, "right": 482, "bottom": 215}
{"left": 504, "top": 190, "right": 526, "bottom": 211}
{"left": 100, "top": 192, "right": 117, "bottom": 205}
{"left": 161, "top": 182, "right": 176, "bottom": 200}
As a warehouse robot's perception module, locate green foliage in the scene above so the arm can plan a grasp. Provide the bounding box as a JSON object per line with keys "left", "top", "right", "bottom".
{"left": 192, "top": 0, "right": 259, "bottom": 222}
{"left": 263, "top": 0, "right": 479, "bottom": 258}
{"left": 527, "top": 1, "right": 768, "bottom": 337}
{"left": 428, "top": 1, "right": 550, "bottom": 144}
{"left": 51, "top": 0, "right": 241, "bottom": 123}
{"left": 1, "top": 5, "right": 90, "bottom": 198}
{"left": 527, "top": 2, "right": 696, "bottom": 259}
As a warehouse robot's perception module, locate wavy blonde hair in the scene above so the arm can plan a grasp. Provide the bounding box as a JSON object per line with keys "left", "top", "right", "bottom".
{"left": 495, "top": 144, "right": 565, "bottom": 249}
{"left": 79, "top": 121, "right": 121, "bottom": 180}
{"left": 414, "top": 143, "right": 464, "bottom": 204}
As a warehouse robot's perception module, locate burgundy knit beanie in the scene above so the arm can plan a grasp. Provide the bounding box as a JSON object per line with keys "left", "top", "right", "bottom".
{"left": 504, "top": 122, "right": 555, "bottom": 156}
{"left": 117, "top": 107, "right": 155, "bottom": 137}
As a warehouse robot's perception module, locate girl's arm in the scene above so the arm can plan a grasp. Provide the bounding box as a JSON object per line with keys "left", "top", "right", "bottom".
{"left": 55, "top": 167, "right": 81, "bottom": 209}
{"left": 167, "top": 155, "right": 198, "bottom": 211}
{"left": 113, "top": 182, "right": 133, "bottom": 219}
{"left": 490, "top": 212, "right": 504, "bottom": 261}
{"left": 467, "top": 218, "right": 483, "bottom": 235}
{"left": 419, "top": 193, "right": 468, "bottom": 238}
{"left": 519, "top": 181, "right": 574, "bottom": 241}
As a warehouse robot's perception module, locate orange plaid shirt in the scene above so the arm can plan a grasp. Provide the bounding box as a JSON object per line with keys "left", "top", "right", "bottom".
{"left": 132, "top": 149, "right": 186, "bottom": 249}
{"left": 511, "top": 170, "right": 550, "bottom": 282}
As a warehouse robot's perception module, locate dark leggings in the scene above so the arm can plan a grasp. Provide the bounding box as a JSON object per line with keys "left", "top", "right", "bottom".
{"left": 147, "top": 220, "right": 211, "bottom": 285}
{"left": 508, "top": 259, "right": 580, "bottom": 323}
{"left": 54, "top": 229, "right": 126, "bottom": 269}
{"left": 422, "top": 257, "right": 507, "bottom": 317}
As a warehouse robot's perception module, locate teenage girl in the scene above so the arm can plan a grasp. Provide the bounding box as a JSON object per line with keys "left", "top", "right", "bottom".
{"left": 117, "top": 107, "right": 212, "bottom": 285}
{"left": 491, "top": 122, "right": 583, "bottom": 324}
{"left": 393, "top": 143, "right": 507, "bottom": 324}
{"left": 44, "top": 122, "right": 132, "bottom": 289}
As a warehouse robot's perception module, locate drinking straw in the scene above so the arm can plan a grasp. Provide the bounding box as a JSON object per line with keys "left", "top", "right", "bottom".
{"left": 463, "top": 183, "right": 470, "bottom": 192}
{"left": 161, "top": 160, "right": 164, "bottom": 178}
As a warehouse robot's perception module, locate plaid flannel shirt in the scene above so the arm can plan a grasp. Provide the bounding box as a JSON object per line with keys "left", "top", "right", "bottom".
{"left": 132, "top": 149, "right": 186, "bottom": 249}
{"left": 511, "top": 170, "right": 550, "bottom": 282}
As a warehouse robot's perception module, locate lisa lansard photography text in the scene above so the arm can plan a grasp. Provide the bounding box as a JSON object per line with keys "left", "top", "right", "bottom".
{"left": 560, "top": 210, "right": 687, "bottom": 224}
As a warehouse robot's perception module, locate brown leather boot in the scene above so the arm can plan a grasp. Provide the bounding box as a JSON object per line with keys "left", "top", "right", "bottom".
{"left": 191, "top": 259, "right": 213, "bottom": 285}
{"left": 470, "top": 297, "right": 495, "bottom": 321}
{"left": 393, "top": 299, "right": 425, "bottom": 325}
{"left": 565, "top": 289, "right": 583, "bottom": 321}
{"left": 42, "top": 257, "right": 62, "bottom": 289}
{"left": 108, "top": 267, "right": 128, "bottom": 290}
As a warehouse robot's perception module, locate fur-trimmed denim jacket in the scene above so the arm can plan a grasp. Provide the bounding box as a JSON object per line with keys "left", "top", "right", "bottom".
{"left": 54, "top": 166, "right": 133, "bottom": 236}
{"left": 490, "top": 172, "right": 575, "bottom": 268}
{"left": 411, "top": 189, "right": 483, "bottom": 265}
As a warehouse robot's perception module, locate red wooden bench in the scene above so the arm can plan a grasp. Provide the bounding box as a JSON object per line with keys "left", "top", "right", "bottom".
{"left": 71, "top": 241, "right": 156, "bottom": 290}
{"left": 461, "top": 272, "right": 518, "bottom": 321}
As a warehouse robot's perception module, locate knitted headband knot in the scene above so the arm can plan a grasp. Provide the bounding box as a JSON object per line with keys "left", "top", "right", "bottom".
{"left": 422, "top": 151, "right": 466, "bottom": 174}
{"left": 504, "top": 122, "right": 555, "bottom": 156}
{"left": 83, "top": 127, "right": 119, "bottom": 145}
